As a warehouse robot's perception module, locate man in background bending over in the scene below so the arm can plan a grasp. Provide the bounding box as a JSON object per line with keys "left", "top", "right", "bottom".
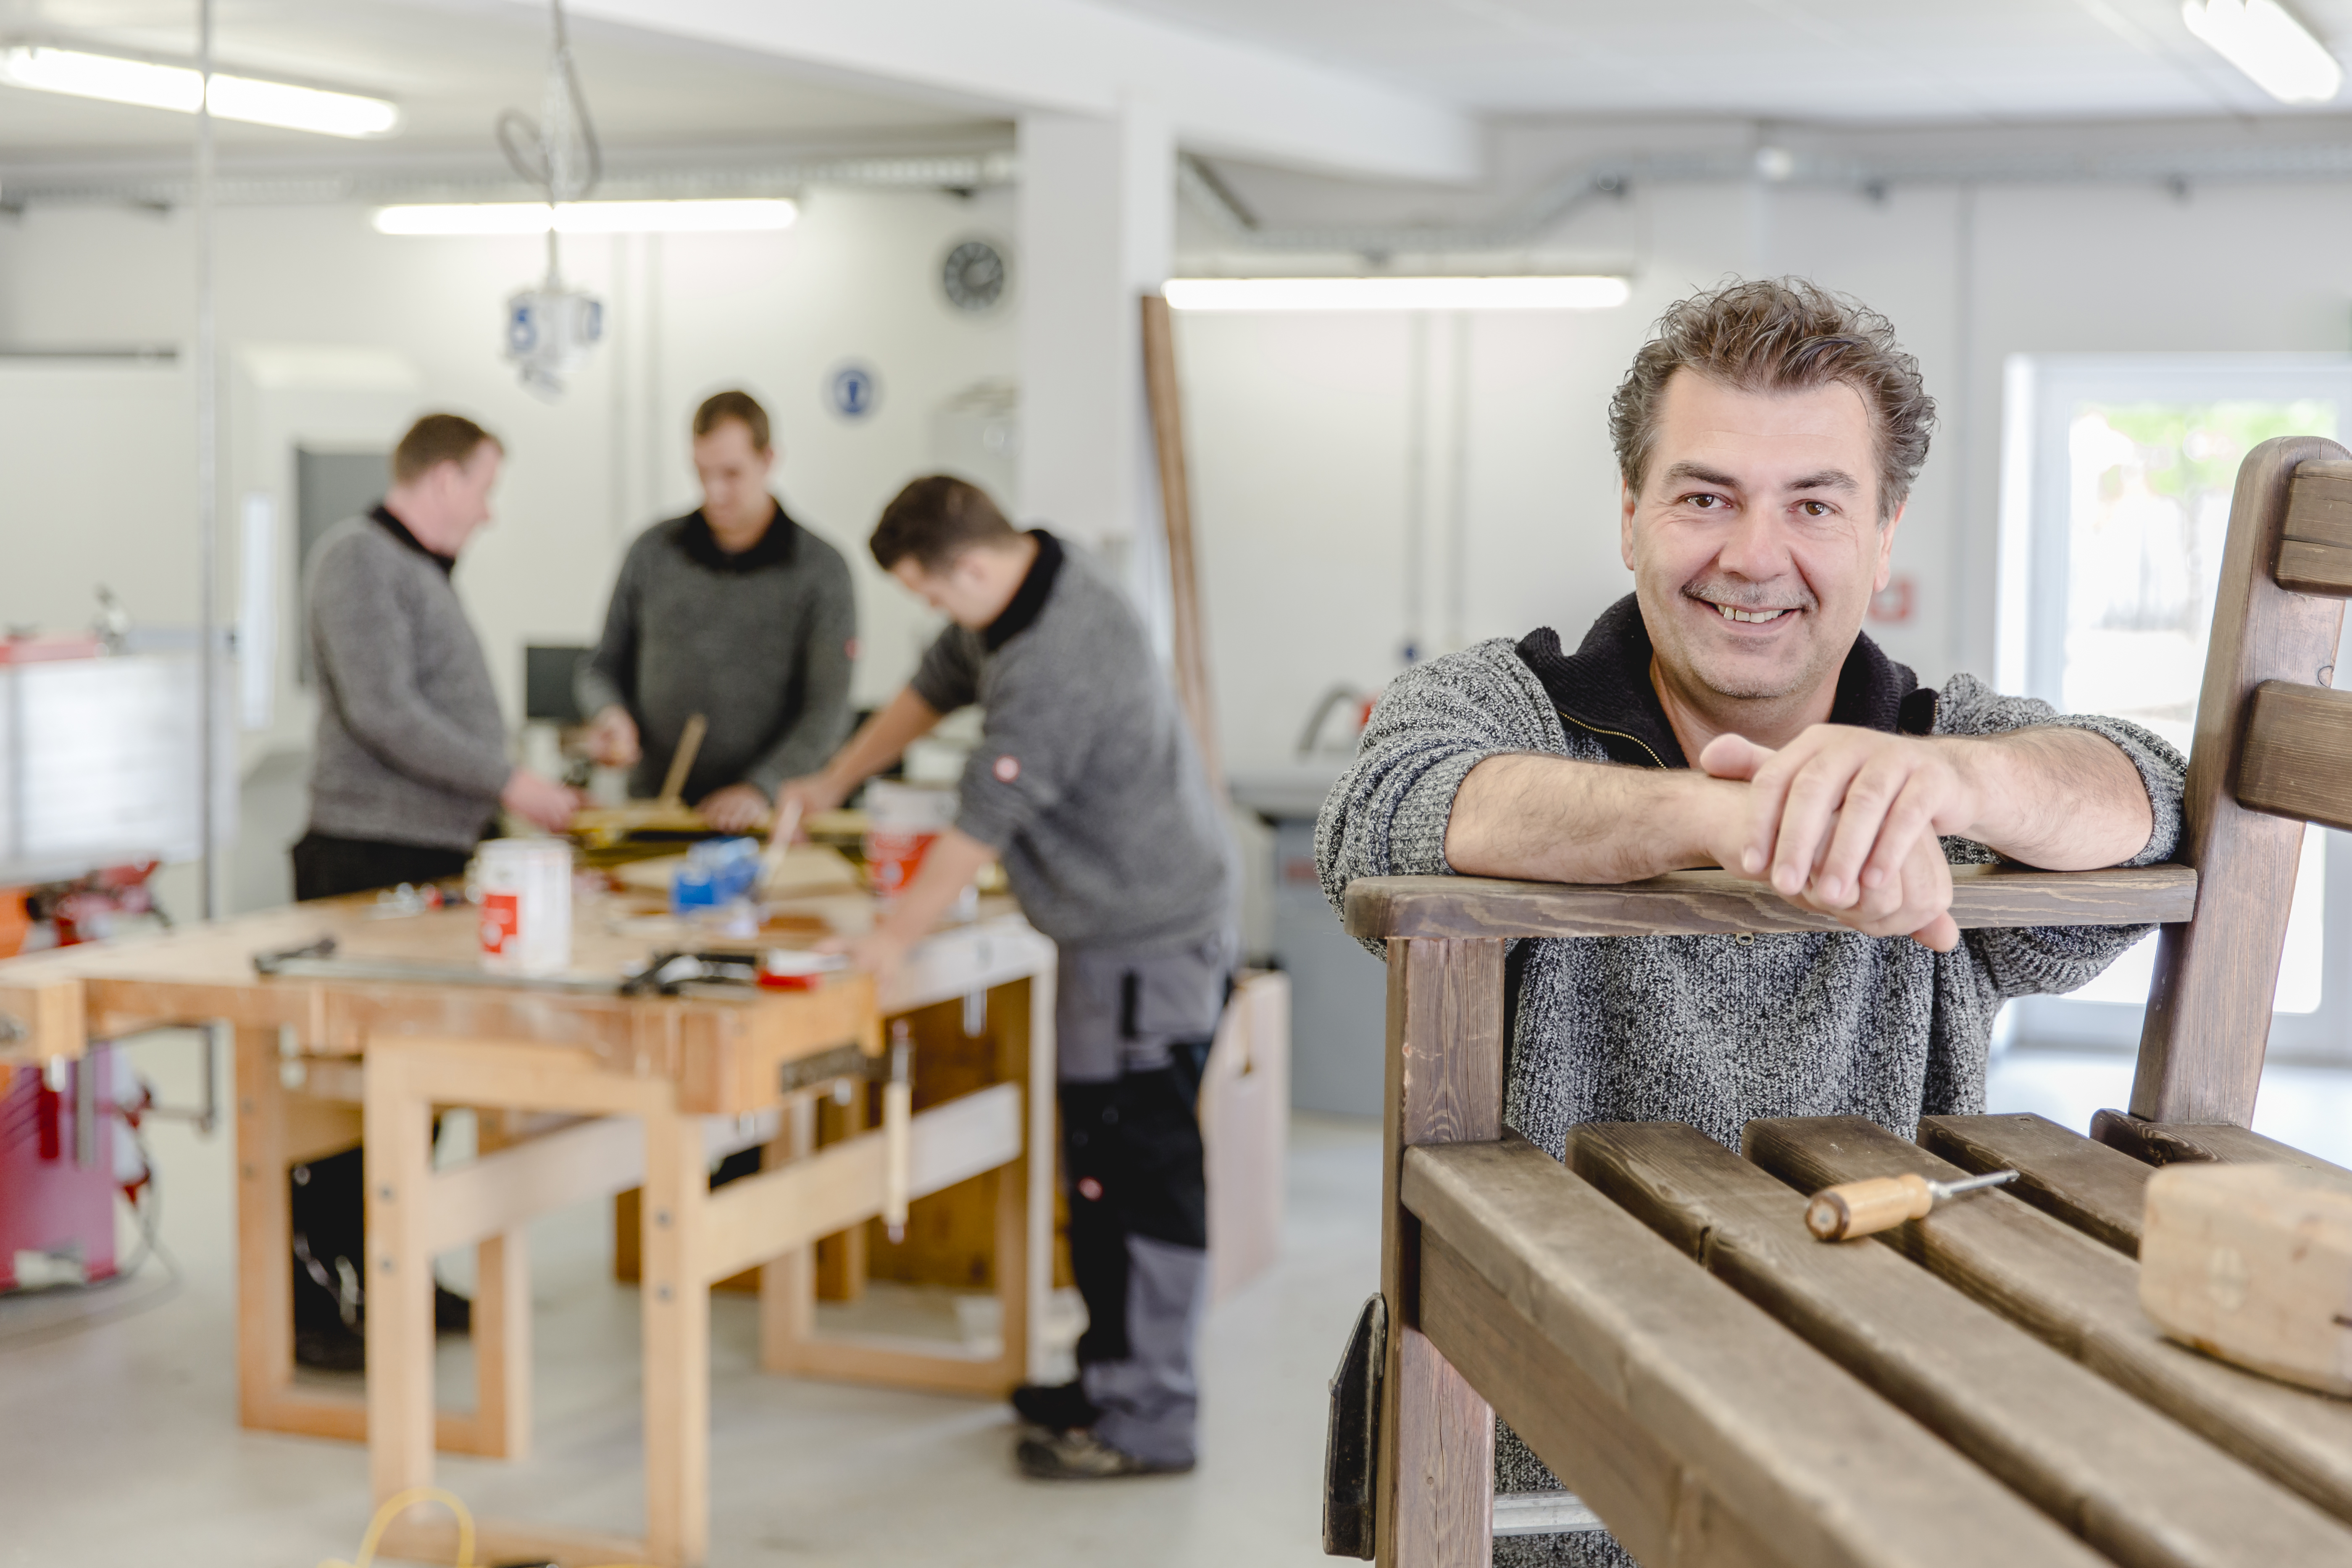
{"left": 778, "top": 476, "right": 1235, "bottom": 1481}
{"left": 579, "top": 390, "right": 858, "bottom": 831}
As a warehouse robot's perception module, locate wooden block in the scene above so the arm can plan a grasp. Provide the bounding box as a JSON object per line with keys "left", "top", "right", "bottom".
{"left": 2274, "top": 538, "right": 2352, "bottom": 597}
{"left": 1577, "top": 1119, "right": 2352, "bottom": 1566}
{"left": 1406, "top": 1135, "right": 2108, "bottom": 1568}
{"left": 1919, "top": 1113, "right": 2152, "bottom": 1256}
{"left": 1203, "top": 970, "right": 1289, "bottom": 1303}
{"left": 2091, "top": 1111, "right": 2352, "bottom": 1176}
{"left": 2284, "top": 462, "right": 2352, "bottom": 551}
{"left": 2142, "top": 1163, "right": 2352, "bottom": 1398}
{"left": 1751, "top": 1114, "right": 2352, "bottom": 1529}
{"left": 2237, "top": 680, "right": 2352, "bottom": 832}
{"left": 1344, "top": 863, "right": 2196, "bottom": 942}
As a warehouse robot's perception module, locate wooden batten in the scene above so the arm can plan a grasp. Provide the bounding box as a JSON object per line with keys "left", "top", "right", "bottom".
{"left": 2236, "top": 680, "right": 2352, "bottom": 832}
{"left": 2281, "top": 461, "right": 2352, "bottom": 595}
{"left": 1918, "top": 1113, "right": 2151, "bottom": 1258}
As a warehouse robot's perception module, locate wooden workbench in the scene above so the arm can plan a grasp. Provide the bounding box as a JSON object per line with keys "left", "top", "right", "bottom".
{"left": 0, "top": 887, "right": 1056, "bottom": 1568}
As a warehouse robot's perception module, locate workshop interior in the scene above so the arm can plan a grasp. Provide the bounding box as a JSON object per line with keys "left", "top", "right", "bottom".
{"left": 9, "top": 2, "right": 2352, "bottom": 1565}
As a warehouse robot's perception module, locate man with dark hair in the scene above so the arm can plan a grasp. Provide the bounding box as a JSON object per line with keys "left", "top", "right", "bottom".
{"left": 1318, "top": 277, "right": 2188, "bottom": 1567}
{"left": 579, "top": 389, "right": 856, "bottom": 831}
{"left": 779, "top": 474, "right": 1234, "bottom": 1482}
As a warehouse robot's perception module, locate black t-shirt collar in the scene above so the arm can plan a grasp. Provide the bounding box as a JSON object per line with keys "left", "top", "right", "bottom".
{"left": 982, "top": 530, "right": 1064, "bottom": 652}
{"left": 371, "top": 503, "right": 455, "bottom": 577}
{"left": 680, "top": 500, "right": 799, "bottom": 573}
{"left": 1513, "top": 592, "right": 1933, "bottom": 770}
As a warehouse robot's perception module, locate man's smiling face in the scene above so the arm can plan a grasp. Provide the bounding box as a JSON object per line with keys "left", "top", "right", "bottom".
{"left": 1621, "top": 367, "right": 1901, "bottom": 715}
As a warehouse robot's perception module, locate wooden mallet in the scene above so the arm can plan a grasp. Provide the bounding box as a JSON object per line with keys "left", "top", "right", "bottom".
{"left": 1806, "top": 1167, "right": 2019, "bottom": 1242}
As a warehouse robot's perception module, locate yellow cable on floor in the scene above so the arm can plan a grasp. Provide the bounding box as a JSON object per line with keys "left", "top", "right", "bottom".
{"left": 323, "top": 1485, "right": 659, "bottom": 1568}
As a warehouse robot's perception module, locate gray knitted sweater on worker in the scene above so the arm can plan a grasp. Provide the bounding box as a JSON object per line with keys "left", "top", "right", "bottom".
{"left": 576, "top": 505, "right": 857, "bottom": 803}
{"left": 1316, "top": 596, "right": 2186, "bottom": 1567}
{"left": 912, "top": 531, "right": 1233, "bottom": 953}
{"left": 304, "top": 510, "right": 511, "bottom": 853}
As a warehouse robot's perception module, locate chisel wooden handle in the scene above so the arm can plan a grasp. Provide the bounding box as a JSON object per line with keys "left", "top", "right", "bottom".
{"left": 1807, "top": 1173, "right": 1935, "bottom": 1241}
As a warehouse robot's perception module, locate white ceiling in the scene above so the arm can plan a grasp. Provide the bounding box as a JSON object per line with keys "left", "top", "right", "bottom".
{"left": 1094, "top": 0, "right": 2352, "bottom": 123}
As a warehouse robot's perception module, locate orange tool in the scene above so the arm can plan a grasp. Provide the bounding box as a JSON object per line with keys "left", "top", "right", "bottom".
{"left": 1805, "top": 1167, "right": 2018, "bottom": 1242}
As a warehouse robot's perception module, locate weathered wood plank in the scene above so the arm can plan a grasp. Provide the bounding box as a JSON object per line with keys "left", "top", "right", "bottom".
{"left": 1406, "top": 1136, "right": 2108, "bottom": 1568}
{"left": 2273, "top": 538, "right": 2352, "bottom": 597}
{"left": 2236, "top": 680, "right": 2352, "bottom": 833}
{"left": 2137, "top": 438, "right": 2351, "bottom": 1124}
{"left": 2283, "top": 461, "right": 2352, "bottom": 551}
{"left": 1918, "top": 1113, "right": 2150, "bottom": 1257}
{"left": 1344, "top": 864, "right": 2196, "bottom": 942}
{"left": 1747, "top": 1115, "right": 2352, "bottom": 1532}
{"left": 1376, "top": 939, "right": 1504, "bottom": 1568}
{"left": 2090, "top": 1110, "right": 2352, "bottom": 1176}
{"left": 1575, "top": 1119, "right": 2352, "bottom": 1566}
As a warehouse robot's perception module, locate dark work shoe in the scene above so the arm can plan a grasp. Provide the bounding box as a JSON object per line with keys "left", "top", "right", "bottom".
{"left": 1011, "top": 1381, "right": 1102, "bottom": 1434}
{"left": 1016, "top": 1429, "right": 1194, "bottom": 1480}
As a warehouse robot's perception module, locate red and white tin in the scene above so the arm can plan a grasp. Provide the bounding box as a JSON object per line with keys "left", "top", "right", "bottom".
{"left": 476, "top": 839, "right": 574, "bottom": 976}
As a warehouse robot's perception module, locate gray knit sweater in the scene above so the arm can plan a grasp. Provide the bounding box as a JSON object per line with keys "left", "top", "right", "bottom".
{"left": 1315, "top": 600, "right": 2186, "bottom": 1566}
{"left": 304, "top": 512, "right": 510, "bottom": 852}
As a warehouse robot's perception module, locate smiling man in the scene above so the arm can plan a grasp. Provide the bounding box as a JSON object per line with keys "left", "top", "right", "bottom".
{"left": 1315, "top": 279, "right": 2186, "bottom": 1567}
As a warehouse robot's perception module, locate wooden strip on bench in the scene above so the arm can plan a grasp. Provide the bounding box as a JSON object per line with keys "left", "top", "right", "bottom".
{"left": 1747, "top": 1115, "right": 2352, "bottom": 1530}
{"left": 1574, "top": 1119, "right": 2352, "bottom": 1566}
{"left": 2284, "top": 461, "right": 2352, "bottom": 551}
{"left": 2274, "top": 538, "right": 2352, "bottom": 597}
{"left": 1918, "top": 1112, "right": 2151, "bottom": 1257}
{"left": 2237, "top": 681, "right": 2352, "bottom": 833}
{"left": 2090, "top": 1111, "right": 2352, "bottom": 1176}
{"left": 1344, "top": 863, "right": 2197, "bottom": 941}
{"left": 1403, "top": 1136, "right": 2105, "bottom": 1568}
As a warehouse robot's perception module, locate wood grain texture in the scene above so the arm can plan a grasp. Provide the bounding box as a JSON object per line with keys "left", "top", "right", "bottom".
{"left": 2137, "top": 437, "right": 2352, "bottom": 1124}
{"left": 1575, "top": 1119, "right": 2352, "bottom": 1567}
{"left": 2142, "top": 1163, "right": 2352, "bottom": 1397}
{"left": 1140, "top": 292, "right": 1222, "bottom": 794}
{"left": 2273, "top": 538, "right": 2352, "bottom": 597}
{"left": 2237, "top": 680, "right": 2352, "bottom": 831}
{"left": 2092, "top": 1111, "right": 2352, "bottom": 1176}
{"left": 1376, "top": 939, "right": 1504, "bottom": 1568}
{"left": 1746, "top": 1115, "right": 2352, "bottom": 1531}
{"left": 1406, "top": 1135, "right": 2107, "bottom": 1568}
{"left": 1344, "top": 864, "right": 2196, "bottom": 942}
{"left": 2282, "top": 462, "right": 2352, "bottom": 551}
{"left": 1918, "top": 1113, "right": 2151, "bottom": 1257}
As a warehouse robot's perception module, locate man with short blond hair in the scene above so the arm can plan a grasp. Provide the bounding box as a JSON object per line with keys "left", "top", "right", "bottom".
{"left": 1317, "top": 278, "right": 2187, "bottom": 1567}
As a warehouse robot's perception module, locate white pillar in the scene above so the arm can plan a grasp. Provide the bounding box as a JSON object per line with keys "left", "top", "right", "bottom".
{"left": 1016, "top": 103, "right": 1173, "bottom": 560}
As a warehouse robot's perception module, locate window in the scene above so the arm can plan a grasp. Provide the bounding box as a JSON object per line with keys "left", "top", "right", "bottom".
{"left": 1998, "top": 356, "right": 2352, "bottom": 1058}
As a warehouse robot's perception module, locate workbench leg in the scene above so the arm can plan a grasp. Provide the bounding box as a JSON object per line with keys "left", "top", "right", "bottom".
{"left": 643, "top": 1102, "right": 710, "bottom": 1568}
{"left": 1023, "top": 960, "right": 1056, "bottom": 1382}
{"left": 365, "top": 1047, "right": 437, "bottom": 1514}
{"left": 233, "top": 1024, "right": 295, "bottom": 1428}
{"left": 471, "top": 1109, "right": 532, "bottom": 1461}
{"left": 756, "top": 1095, "right": 818, "bottom": 1373}
{"left": 814, "top": 1089, "right": 868, "bottom": 1302}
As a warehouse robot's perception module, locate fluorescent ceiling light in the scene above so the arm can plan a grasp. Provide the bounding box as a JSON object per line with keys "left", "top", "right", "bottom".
{"left": 373, "top": 200, "right": 800, "bottom": 237}
{"left": 1162, "top": 276, "right": 1632, "bottom": 312}
{"left": 2182, "top": 0, "right": 2344, "bottom": 104}
{"left": 0, "top": 45, "right": 400, "bottom": 137}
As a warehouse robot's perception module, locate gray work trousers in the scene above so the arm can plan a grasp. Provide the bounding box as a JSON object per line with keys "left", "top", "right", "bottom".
{"left": 1055, "top": 931, "right": 1232, "bottom": 1467}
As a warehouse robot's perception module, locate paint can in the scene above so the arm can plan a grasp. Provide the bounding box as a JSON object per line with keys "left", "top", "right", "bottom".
{"left": 476, "top": 838, "right": 573, "bottom": 975}
{"left": 864, "top": 781, "right": 956, "bottom": 897}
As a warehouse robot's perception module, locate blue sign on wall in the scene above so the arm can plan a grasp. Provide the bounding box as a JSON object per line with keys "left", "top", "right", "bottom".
{"left": 826, "top": 362, "right": 881, "bottom": 420}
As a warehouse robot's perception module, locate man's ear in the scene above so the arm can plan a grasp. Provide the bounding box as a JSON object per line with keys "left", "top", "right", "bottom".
{"left": 1873, "top": 498, "right": 1907, "bottom": 591}
{"left": 1619, "top": 478, "right": 1639, "bottom": 571}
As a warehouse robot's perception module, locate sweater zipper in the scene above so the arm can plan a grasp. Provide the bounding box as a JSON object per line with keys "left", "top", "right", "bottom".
{"left": 1557, "top": 709, "right": 1671, "bottom": 771}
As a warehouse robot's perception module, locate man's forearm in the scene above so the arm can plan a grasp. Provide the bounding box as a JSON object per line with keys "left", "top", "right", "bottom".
{"left": 1946, "top": 728, "right": 2152, "bottom": 870}
{"left": 1444, "top": 753, "right": 1741, "bottom": 883}
{"left": 871, "top": 828, "right": 996, "bottom": 947}
{"left": 819, "top": 687, "right": 943, "bottom": 797}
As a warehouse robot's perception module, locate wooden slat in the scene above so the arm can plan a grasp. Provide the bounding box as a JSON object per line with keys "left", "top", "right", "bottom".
{"left": 2237, "top": 681, "right": 2352, "bottom": 832}
{"left": 1376, "top": 938, "right": 1503, "bottom": 1568}
{"left": 2273, "top": 538, "right": 2352, "bottom": 597}
{"left": 2283, "top": 460, "right": 2352, "bottom": 550}
{"left": 2090, "top": 1110, "right": 2352, "bottom": 1175}
{"left": 1344, "top": 863, "right": 2196, "bottom": 942}
{"left": 1140, "top": 291, "right": 1223, "bottom": 795}
{"left": 1918, "top": 1113, "right": 2150, "bottom": 1257}
{"left": 2137, "top": 437, "right": 2351, "bottom": 1124}
{"left": 423, "top": 1114, "right": 643, "bottom": 1255}
{"left": 1405, "top": 1136, "right": 2108, "bottom": 1568}
{"left": 1574, "top": 1119, "right": 2352, "bottom": 1567}
{"left": 1748, "top": 1115, "right": 2352, "bottom": 1529}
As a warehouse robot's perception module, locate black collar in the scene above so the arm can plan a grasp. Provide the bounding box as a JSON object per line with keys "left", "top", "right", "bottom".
{"left": 679, "top": 500, "right": 798, "bottom": 573}
{"left": 371, "top": 504, "right": 455, "bottom": 577}
{"left": 1514, "top": 593, "right": 1934, "bottom": 769}
{"left": 982, "top": 530, "right": 1064, "bottom": 652}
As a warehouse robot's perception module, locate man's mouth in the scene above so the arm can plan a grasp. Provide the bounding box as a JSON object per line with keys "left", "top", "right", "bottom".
{"left": 1707, "top": 601, "right": 1795, "bottom": 625}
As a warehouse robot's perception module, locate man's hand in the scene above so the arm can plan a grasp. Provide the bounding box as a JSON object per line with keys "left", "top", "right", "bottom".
{"left": 699, "top": 783, "right": 771, "bottom": 834}
{"left": 772, "top": 773, "right": 848, "bottom": 836}
{"left": 583, "top": 705, "right": 640, "bottom": 768}
{"left": 1700, "top": 731, "right": 1961, "bottom": 953}
{"left": 502, "top": 769, "right": 582, "bottom": 833}
{"left": 821, "top": 924, "right": 915, "bottom": 987}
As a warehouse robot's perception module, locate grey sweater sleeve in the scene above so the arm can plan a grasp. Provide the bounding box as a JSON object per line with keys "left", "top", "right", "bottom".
{"left": 311, "top": 548, "right": 512, "bottom": 802}
{"left": 1934, "top": 673, "right": 2189, "bottom": 1000}
{"left": 576, "top": 541, "right": 640, "bottom": 721}
{"left": 1315, "top": 640, "right": 1565, "bottom": 954}
{"left": 910, "top": 626, "right": 981, "bottom": 715}
{"left": 742, "top": 551, "right": 859, "bottom": 797}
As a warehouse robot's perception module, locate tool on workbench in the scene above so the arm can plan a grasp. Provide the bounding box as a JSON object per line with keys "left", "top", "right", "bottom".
{"left": 883, "top": 1019, "right": 913, "bottom": 1243}
{"left": 1805, "top": 1167, "right": 2019, "bottom": 1241}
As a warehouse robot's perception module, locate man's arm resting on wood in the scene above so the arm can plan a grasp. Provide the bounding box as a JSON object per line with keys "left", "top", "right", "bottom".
{"left": 1443, "top": 753, "right": 1747, "bottom": 883}
{"left": 1941, "top": 727, "right": 2152, "bottom": 871}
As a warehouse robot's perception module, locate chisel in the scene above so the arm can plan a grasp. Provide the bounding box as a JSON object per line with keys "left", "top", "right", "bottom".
{"left": 1805, "top": 1167, "right": 2019, "bottom": 1241}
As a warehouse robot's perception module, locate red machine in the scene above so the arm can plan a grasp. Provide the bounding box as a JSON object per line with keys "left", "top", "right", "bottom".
{"left": 0, "top": 1044, "right": 147, "bottom": 1292}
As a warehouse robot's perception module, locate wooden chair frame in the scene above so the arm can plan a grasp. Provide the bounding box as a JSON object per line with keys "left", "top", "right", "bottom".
{"left": 1339, "top": 435, "right": 2352, "bottom": 1566}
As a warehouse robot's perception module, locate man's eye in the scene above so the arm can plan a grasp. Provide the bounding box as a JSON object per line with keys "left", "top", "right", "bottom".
{"left": 1684, "top": 492, "right": 1726, "bottom": 509}
{"left": 1799, "top": 500, "right": 1833, "bottom": 517}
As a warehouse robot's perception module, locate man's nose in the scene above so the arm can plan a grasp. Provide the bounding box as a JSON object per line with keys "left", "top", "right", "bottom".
{"left": 1713, "top": 505, "right": 1792, "bottom": 580}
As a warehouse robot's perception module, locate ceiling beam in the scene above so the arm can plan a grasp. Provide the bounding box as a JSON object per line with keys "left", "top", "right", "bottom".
{"left": 497, "top": 0, "right": 1481, "bottom": 184}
